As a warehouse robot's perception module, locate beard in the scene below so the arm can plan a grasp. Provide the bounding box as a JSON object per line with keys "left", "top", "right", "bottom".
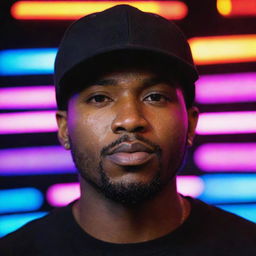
{"left": 70, "top": 135, "right": 168, "bottom": 206}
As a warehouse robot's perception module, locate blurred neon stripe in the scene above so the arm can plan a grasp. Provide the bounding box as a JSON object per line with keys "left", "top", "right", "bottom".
{"left": 0, "top": 146, "right": 75, "bottom": 175}
{"left": 2, "top": 37, "right": 255, "bottom": 76}
{"left": 0, "top": 48, "right": 56, "bottom": 76}
{"left": 46, "top": 176, "right": 204, "bottom": 207}
{"left": 217, "top": 0, "right": 256, "bottom": 17}
{"left": 0, "top": 86, "right": 56, "bottom": 109}
{"left": 196, "top": 72, "right": 256, "bottom": 104}
{"left": 217, "top": 204, "right": 256, "bottom": 223}
{"left": 47, "top": 183, "right": 80, "bottom": 207}
{"left": 0, "top": 111, "right": 57, "bottom": 134}
{"left": 0, "top": 188, "right": 44, "bottom": 214}
{"left": 194, "top": 143, "right": 256, "bottom": 172}
{"left": 0, "top": 212, "right": 47, "bottom": 237}
{"left": 1, "top": 110, "right": 255, "bottom": 135}
{"left": 196, "top": 111, "right": 256, "bottom": 135}
{"left": 11, "top": 1, "right": 187, "bottom": 20}
{"left": 199, "top": 174, "right": 256, "bottom": 204}
{"left": 189, "top": 35, "right": 256, "bottom": 65}
{"left": 0, "top": 72, "right": 255, "bottom": 109}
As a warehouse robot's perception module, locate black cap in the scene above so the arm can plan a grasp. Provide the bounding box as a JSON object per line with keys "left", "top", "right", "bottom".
{"left": 54, "top": 4, "right": 198, "bottom": 109}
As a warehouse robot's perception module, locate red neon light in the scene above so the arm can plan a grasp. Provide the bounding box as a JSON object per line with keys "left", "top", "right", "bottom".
{"left": 11, "top": 1, "right": 187, "bottom": 20}
{"left": 217, "top": 0, "right": 256, "bottom": 17}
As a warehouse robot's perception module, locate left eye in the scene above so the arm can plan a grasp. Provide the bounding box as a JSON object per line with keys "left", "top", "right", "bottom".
{"left": 144, "top": 93, "right": 169, "bottom": 102}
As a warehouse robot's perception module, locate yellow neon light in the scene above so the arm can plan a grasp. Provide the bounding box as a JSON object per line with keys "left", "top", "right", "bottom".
{"left": 11, "top": 1, "right": 187, "bottom": 20}
{"left": 189, "top": 35, "right": 256, "bottom": 65}
{"left": 217, "top": 0, "right": 232, "bottom": 16}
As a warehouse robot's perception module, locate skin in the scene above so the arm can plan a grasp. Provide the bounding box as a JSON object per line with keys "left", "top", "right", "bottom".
{"left": 56, "top": 66, "right": 199, "bottom": 243}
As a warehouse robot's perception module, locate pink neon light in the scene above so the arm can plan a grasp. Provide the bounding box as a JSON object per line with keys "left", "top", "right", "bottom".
{"left": 194, "top": 143, "right": 256, "bottom": 172}
{"left": 0, "top": 111, "right": 57, "bottom": 134}
{"left": 0, "top": 86, "right": 56, "bottom": 109}
{"left": 47, "top": 183, "right": 80, "bottom": 207}
{"left": 196, "top": 111, "right": 256, "bottom": 135}
{"left": 1, "top": 110, "right": 255, "bottom": 135}
{"left": 46, "top": 176, "right": 204, "bottom": 207}
{"left": 196, "top": 73, "right": 256, "bottom": 104}
{"left": 176, "top": 176, "right": 204, "bottom": 197}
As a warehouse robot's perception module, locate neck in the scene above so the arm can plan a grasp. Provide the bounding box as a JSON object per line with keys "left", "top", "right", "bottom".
{"left": 72, "top": 177, "right": 190, "bottom": 243}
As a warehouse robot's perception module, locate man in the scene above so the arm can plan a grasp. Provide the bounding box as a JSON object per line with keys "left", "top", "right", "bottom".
{"left": 1, "top": 5, "right": 255, "bottom": 255}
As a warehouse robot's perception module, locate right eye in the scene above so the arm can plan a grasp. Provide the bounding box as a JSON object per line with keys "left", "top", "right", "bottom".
{"left": 86, "top": 94, "right": 113, "bottom": 106}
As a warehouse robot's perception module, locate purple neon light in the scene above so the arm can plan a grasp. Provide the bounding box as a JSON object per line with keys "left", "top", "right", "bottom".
{"left": 0, "top": 110, "right": 57, "bottom": 134}
{"left": 0, "top": 86, "right": 56, "bottom": 109}
{"left": 46, "top": 176, "right": 204, "bottom": 207}
{"left": 196, "top": 72, "right": 256, "bottom": 104}
{"left": 196, "top": 111, "right": 256, "bottom": 134}
{"left": 194, "top": 143, "right": 256, "bottom": 172}
{"left": 0, "top": 146, "right": 75, "bottom": 175}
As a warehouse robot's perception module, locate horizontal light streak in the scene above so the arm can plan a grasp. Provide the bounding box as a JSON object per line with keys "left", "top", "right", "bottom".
{"left": 199, "top": 174, "right": 256, "bottom": 204}
{"left": 194, "top": 143, "right": 256, "bottom": 172}
{"left": 0, "top": 111, "right": 57, "bottom": 134}
{"left": 0, "top": 48, "right": 56, "bottom": 76}
{"left": 1, "top": 110, "right": 255, "bottom": 135}
{"left": 46, "top": 176, "right": 204, "bottom": 206}
{"left": 11, "top": 1, "right": 187, "bottom": 20}
{"left": 217, "top": 204, "right": 256, "bottom": 223}
{"left": 47, "top": 183, "right": 80, "bottom": 207}
{"left": 0, "top": 86, "right": 56, "bottom": 109}
{"left": 0, "top": 188, "right": 43, "bottom": 214}
{"left": 0, "top": 212, "right": 47, "bottom": 237}
{"left": 2, "top": 37, "right": 255, "bottom": 76}
{"left": 196, "top": 111, "right": 256, "bottom": 135}
{"left": 189, "top": 35, "right": 256, "bottom": 65}
{"left": 217, "top": 0, "right": 256, "bottom": 17}
{"left": 0, "top": 146, "right": 75, "bottom": 175}
{"left": 0, "top": 72, "right": 255, "bottom": 109}
{"left": 196, "top": 72, "right": 256, "bottom": 104}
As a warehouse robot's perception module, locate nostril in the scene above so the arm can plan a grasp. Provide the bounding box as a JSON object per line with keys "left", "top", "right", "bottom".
{"left": 115, "top": 126, "right": 126, "bottom": 133}
{"left": 133, "top": 126, "right": 145, "bottom": 133}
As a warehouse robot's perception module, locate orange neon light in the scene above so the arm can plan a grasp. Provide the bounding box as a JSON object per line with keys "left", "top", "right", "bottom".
{"left": 189, "top": 35, "right": 256, "bottom": 65}
{"left": 11, "top": 1, "right": 187, "bottom": 20}
{"left": 217, "top": 0, "right": 256, "bottom": 17}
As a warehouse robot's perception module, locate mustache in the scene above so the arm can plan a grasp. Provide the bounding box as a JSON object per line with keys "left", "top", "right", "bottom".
{"left": 101, "top": 134, "right": 162, "bottom": 157}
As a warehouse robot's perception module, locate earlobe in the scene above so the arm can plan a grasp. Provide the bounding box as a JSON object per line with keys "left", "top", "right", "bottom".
{"left": 56, "top": 111, "right": 70, "bottom": 150}
{"left": 187, "top": 106, "right": 199, "bottom": 147}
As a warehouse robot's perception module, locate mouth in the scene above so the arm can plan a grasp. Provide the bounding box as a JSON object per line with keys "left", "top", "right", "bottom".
{"left": 105, "top": 142, "right": 156, "bottom": 166}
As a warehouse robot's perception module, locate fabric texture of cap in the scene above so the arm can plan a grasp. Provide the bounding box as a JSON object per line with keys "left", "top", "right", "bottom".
{"left": 54, "top": 4, "right": 198, "bottom": 109}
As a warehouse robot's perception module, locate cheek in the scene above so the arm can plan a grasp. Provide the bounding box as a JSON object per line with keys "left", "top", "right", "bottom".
{"left": 67, "top": 106, "right": 113, "bottom": 155}
{"left": 152, "top": 106, "right": 188, "bottom": 144}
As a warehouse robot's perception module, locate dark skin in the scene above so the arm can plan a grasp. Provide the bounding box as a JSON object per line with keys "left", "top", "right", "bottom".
{"left": 56, "top": 67, "right": 199, "bottom": 243}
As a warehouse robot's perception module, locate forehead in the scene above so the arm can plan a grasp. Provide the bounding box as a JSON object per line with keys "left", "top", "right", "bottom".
{"left": 78, "top": 65, "right": 178, "bottom": 91}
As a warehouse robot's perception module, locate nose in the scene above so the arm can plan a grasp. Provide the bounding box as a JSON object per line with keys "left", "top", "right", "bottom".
{"left": 111, "top": 100, "right": 149, "bottom": 134}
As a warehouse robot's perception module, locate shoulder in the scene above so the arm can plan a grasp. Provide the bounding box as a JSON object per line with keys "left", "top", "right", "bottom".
{"left": 186, "top": 197, "right": 256, "bottom": 253}
{"left": 0, "top": 204, "right": 73, "bottom": 255}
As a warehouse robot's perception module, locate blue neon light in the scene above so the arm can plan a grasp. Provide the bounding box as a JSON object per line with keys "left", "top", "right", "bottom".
{"left": 217, "top": 204, "right": 256, "bottom": 223}
{"left": 199, "top": 174, "right": 256, "bottom": 204}
{"left": 0, "top": 188, "right": 44, "bottom": 213}
{"left": 0, "top": 212, "right": 47, "bottom": 237}
{"left": 0, "top": 48, "right": 57, "bottom": 76}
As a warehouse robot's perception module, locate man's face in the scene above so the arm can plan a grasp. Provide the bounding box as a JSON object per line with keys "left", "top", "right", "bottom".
{"left": 57, "top": 67, "right": 198, "bottom": 205}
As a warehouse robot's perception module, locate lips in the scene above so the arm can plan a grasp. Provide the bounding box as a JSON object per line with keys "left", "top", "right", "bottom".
{"left": 106, "top": 142, "right": 155, "bottom": 166}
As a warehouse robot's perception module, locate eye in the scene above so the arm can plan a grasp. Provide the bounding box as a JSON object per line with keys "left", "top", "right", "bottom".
{"left": 86, "top": 94, "right": 113, "bottom": 105}
{"left": 144, "top": 93, "right": 170, "bottom": 103}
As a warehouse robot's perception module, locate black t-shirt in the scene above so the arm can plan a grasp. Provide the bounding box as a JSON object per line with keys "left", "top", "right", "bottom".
{"left": 0, "top": 197, "right": 255, "bottom": 256}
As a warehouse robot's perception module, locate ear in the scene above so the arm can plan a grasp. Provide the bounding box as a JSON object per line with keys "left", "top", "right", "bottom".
{"left": 187, "top": 106, "right": 199, "bottom": 147}
{"left": 56, "top": 111, "right": 70, "bottom": 150}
